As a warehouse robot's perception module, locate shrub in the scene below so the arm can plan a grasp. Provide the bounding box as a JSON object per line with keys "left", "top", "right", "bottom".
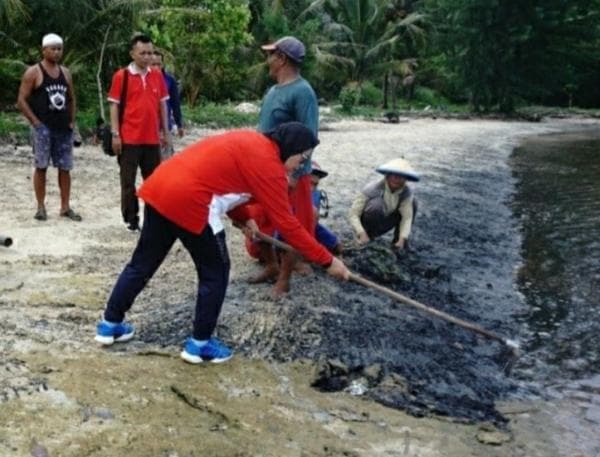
{"left": 339, "top": 82, "right": 361, "bottom": 113}
{"left": 0, "top": 112, "right": 28, "bottom": 143}
{"left": 0, "top": 58, "right": 26, "bottom": 109}
{"left": 359, "top": 81, "right": 383, "bottom": 107}
{"left": 413, "top": 86, "right": 449, "bottom": 107}
{"left": 184, "top": 103, "right": 258, "bottom": 128}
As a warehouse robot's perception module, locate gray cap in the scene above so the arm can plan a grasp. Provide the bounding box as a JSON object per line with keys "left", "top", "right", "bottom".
{"left": 261, "top": 36, "right": 305, "bottom": 64}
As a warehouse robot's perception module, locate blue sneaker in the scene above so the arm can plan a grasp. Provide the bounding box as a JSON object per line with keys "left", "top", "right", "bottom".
{"left": 95, "top": 320, "right": 135, "bottom": 346}
{"left": 180, "top": 337, "right": 233, "bottom": 364}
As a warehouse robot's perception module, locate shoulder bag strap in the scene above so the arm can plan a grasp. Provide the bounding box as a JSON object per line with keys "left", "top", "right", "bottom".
{"left": 117, "top": 69, "right": 129, "bottom": 132}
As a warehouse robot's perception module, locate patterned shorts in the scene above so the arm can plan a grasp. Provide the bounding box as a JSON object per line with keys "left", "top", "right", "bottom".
{"left": 32, "top": 124, "right": 73, "bottom": 170}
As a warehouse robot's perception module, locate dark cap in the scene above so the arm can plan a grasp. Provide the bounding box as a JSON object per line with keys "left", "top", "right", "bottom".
{"left": 264, "top": 122, "right": 319, "bottom": 162}
{"left": 310, "top": 161, "right": 328, "bottom": 178}
{"left": 261, "top": 36, "right": 305, "bottom": 64}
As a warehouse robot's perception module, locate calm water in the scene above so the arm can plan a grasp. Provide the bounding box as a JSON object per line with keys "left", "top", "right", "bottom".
{"left": 511, "top": 129, "right": 600, "bottom": 383}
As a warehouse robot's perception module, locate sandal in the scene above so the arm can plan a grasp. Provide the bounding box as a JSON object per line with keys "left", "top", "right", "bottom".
{"left": 34, "top": 208, "right": 47, "bottom": 221}
{"left": 60, "top": 208, "right": 82, "bottom": 222}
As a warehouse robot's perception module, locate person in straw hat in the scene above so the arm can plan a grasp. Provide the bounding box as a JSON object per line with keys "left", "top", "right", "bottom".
{"left": 349, "top": 158, "right": 419, "bottom": 250}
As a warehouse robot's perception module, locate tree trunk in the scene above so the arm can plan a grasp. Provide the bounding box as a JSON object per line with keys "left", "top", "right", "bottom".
{"left": 382, "top": 72, "right": 389, "bottom": 109}
{"left": 96, "top": 25, "right": 111, "bottom": 121}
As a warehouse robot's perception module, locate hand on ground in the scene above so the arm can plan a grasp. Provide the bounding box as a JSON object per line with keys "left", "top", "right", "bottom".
{"left": 357, "top": 232, "right": 370, "bottom": 245}
{"left": 394, "top": 238, "right": 406, "bottom": 249}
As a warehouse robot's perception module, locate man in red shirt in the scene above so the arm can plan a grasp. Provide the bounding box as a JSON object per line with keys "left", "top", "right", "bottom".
{"left": 94, "top": 122, "right": 350, "bottom": 364}
{"left": 108, "top": 33, "right": 171, "bottom": 231}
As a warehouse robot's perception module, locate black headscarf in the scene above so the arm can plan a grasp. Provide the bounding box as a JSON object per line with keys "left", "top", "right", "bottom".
{"left": 264, "top": 122, "right": 320, "bottom": 162}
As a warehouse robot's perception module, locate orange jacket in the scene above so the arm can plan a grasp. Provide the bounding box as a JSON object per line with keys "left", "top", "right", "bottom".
{"left": 138, "top": 129, "right": 332, "bottom": 266}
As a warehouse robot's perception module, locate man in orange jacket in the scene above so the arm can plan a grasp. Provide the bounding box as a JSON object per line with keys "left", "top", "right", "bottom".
{"left": 94, "top": 122, "right": 350, "bottom": 364}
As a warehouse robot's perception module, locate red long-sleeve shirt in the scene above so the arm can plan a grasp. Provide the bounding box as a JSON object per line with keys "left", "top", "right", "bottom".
{"left": 137, "top": 129, "right": 333, "bottom": 267}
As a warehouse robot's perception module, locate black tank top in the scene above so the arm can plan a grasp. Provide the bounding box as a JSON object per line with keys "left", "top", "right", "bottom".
{"left": 28, "top": 63, "right": 70, "bottom": 131}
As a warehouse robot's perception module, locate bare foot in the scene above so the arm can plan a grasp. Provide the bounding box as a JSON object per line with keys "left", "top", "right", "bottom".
{"left": 293, "top": 261, "right": 313, "bottom": 276}
{"left": 271, "top": 279, "right": 290, "bottom": 298}
{"left": 248, "top": 265, "right": 279, "bottom": 284}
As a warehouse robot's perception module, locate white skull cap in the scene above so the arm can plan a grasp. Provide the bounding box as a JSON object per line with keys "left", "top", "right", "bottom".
{"left": 42, "top": 33, "right": 63, "bottom": 47}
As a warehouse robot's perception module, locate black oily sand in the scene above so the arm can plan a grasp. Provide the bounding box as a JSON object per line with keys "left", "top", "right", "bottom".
{"left": 309, "top": 240, "right": 516, "bottom": 424}
{"left": 138, "top": 126, "right": 530, "bottom": 424}
{"left": 138, "top": 235, "right": 519, "bottom": 424}
{"left": 121, "top": 128, "right": 600, "bottom": 424}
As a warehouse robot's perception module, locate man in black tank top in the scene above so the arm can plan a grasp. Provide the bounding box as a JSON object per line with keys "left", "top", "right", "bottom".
{"left": 16, "top": 33, "right": 81, "bottom": 222}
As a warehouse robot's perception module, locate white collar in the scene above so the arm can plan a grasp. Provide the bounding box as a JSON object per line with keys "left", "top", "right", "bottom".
{"left": 127, "top": 62, "right": 152, "bottom": 76}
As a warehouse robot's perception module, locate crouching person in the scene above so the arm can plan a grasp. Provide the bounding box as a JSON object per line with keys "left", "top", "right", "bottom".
{"left": 349, "top": 158, "right": 419, "bottom": 251}
{"left": 310, "top": 161, "right": 342, "bottom": 255}
{"left": 94, "top": 122, "right": 350, "bottom": 364}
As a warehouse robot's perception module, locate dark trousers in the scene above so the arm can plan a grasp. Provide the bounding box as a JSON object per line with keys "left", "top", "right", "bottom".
{"left": 361, "top": 198, "right": 418, "bottom": 243}
{"left": 104, "top": 205, "right": 230, "bottom": 340}
{"left": 118, "top": 144, "right": 161, "bottom": 225}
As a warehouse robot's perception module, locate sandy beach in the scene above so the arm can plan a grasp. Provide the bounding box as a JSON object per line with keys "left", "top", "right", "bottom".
{"left": 1, "top": 117, "right": 599, "bottom": 457}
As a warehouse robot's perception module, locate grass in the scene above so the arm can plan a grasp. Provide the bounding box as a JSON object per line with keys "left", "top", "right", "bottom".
{"left": 0, "top": 112, "right": 29, "bottom": 143}
{"left": 184, "top": 102, "right": 259, "bottom": 128}
{"left": 76, "top": 109, "right": 102, "bottom": 137}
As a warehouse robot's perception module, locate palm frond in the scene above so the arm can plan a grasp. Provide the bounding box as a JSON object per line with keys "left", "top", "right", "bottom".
{"left": 299, "top": 0, "right": 328, "bottom": 21}
{"left": 313, "top": 46, "right": 355, "bottom": 70}
{"left": 0, "top": 0, "right": 30, "bottom": 26}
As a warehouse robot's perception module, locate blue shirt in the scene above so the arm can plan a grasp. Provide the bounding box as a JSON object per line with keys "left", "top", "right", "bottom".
{"left": 162, "top": 70, "right": 183, "bottom": 130}
{"left": 258, "top": 77, "right": 318, "bottom": 177}
{"left": 312, "top": 189, "right": 322, "bottom": 208}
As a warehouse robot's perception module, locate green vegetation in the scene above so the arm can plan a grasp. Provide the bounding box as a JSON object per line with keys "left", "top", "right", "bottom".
{"left": 75, "top": 109, "right": 102, "bottom": 137}
{"left": 0, "top": 112, "right": 28, "bottom": 143}
{"left": 422, "top": 0, "right": 600, "bottom": 112}
{"left": 184, "top": 103, "right": 259, "bottom": 128}
{"left": 0, "top": 0, "right": 598, "bottom": 142}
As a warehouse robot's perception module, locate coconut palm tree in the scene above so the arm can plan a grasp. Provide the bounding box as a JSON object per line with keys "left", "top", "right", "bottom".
{"left": 303, "top": 0, "right": 425, "bottom": 87}
{"left": 0, "top": 0, "right": 29, "bottom": 26}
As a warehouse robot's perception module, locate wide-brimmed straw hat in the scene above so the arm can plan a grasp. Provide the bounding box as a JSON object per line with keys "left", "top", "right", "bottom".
{"left": 376, "top": 158, "right": 420, "bottom": 182}
{"left": 310, "top": 161, "right": 328, "bottom": 178}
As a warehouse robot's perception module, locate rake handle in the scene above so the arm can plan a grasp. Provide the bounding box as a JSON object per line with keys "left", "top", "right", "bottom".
{"left": 348, "top": 272, "right": 508, "bottom": 345}
{"left": 252, "top": 231, "right": 515, "bottom": 349}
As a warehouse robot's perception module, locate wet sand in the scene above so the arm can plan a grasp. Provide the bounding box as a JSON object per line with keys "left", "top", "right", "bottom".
{"left": 1, "top": 117, "right": 599, "bottom": 456}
